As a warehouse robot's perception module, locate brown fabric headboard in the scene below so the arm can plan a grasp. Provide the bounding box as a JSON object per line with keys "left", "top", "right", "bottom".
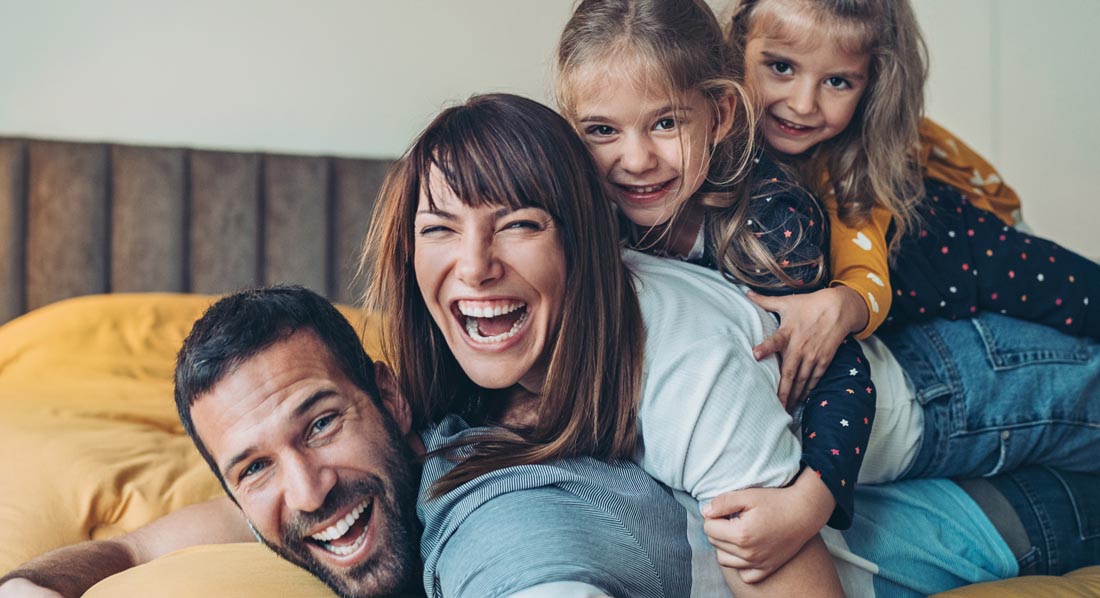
{"left": 0, "top": 137, "right": 393, "bottom": 324}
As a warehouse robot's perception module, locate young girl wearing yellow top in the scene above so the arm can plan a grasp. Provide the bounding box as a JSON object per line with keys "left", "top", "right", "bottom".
{"left": 726, "top": 0, "right": 1099, "bottom": 385}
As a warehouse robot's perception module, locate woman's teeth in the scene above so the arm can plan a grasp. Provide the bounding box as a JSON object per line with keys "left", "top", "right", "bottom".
{"left": 457, "top": 301, "right": 529, "bottom": 344}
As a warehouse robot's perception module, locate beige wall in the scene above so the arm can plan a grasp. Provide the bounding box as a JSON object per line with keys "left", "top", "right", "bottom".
{"left": 1, "top": 0, "right": 1097, "bottom": 256}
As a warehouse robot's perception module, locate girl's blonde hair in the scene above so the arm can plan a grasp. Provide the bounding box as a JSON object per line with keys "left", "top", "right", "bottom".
{"left": 361, "top": 94, "right": 645, "bottom": 497}
{"left": 727, "top": 0, "right": 929, "bottom": 253}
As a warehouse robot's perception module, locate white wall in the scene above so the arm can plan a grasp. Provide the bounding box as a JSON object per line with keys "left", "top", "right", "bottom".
{"left": 1, "top": 1, "right": 1098, "bottom": 256}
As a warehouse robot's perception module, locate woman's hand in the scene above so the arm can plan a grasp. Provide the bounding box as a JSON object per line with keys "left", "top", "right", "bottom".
{"left": 749, "top": 286, "right": 869, "bottom": 409}
{"left": 701, "top": 469, "right": 835, "bottom": 583}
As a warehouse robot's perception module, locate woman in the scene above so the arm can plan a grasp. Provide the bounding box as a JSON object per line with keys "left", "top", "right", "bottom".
{"left": 362, "top": 93, "right": 1100, "bottom": 595}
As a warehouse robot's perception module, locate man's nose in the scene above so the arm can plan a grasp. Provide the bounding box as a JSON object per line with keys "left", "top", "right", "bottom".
{"left": 282, "top": 452, "right": 336, "bottom": 515}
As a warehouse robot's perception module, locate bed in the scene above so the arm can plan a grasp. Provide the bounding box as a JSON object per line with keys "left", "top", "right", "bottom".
{"left": 0, "top": 135, "right": 1095, "bottom": 597}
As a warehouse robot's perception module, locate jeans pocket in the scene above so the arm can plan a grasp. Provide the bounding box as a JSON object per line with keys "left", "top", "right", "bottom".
{"left": 1051, "top": 469, "right": 1100, "bottom": 541}
{"left": 972, "top": 312, "right": 1091, "bottom": 370}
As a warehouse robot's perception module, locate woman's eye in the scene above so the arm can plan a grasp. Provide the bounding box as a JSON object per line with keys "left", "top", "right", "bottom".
{"left": 417, "top": 224, "right": 451, "bottom": 236}
{"left": 770, "top": 61, "right": 793, "bottom": 75}
{"left": 503, "top": 220, "right": 541, "bottom": 231}
{"left": 585, "top": 124, "right": 616, "bottom": 137}
{"left": 825, "top": 76, "right": 850, "bottom": 89}
{"left": 654, "top": 118, "right": 676, "bottom": 131}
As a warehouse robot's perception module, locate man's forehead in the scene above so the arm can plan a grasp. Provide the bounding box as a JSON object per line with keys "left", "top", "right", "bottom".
{"left": 192, "top": 332, "right": 352, "bottom": 448}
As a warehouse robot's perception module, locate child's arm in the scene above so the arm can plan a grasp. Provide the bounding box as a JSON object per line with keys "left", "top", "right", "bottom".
{"left": 702, "top": 465, "right": 835, "bottom": 583}
{"left": 822, "top": 195, "right": 894, "bottom": 340}
{"left": 919, "top": 117, "right": 1021, "bottom": 226}
{"left": 716, "top": 534, "right": 842, "bottom": 598}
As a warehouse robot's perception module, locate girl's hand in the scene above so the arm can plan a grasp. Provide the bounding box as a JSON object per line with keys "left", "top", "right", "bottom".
{"left": 701, "top": 469, "right": 835, "bottom": 583}
{"left": 749, "top": 286, "right": 869, "bottom": 409}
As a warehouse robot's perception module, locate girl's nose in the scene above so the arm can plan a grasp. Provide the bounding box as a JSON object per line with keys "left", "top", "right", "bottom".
{"left": 620, "top": 135, "right": 658, "bottom": 174}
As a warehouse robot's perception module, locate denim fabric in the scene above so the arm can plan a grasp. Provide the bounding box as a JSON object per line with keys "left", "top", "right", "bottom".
{"left": 987, "top": 466, "right": 1100, "bottom": 576}
{"left": 877, "top": 312, "right": 1100, "bottom": 479}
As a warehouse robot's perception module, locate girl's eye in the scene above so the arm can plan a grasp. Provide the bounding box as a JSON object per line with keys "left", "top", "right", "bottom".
{"left": 825, "top": 76, "right": 851, "bottom": 89}
{"left": 654, "top": 118, "right": 676, "bottom": 131}
{"left": 585, "top": 124, "right": 616, "bottom": 137}
{"left": 770, "top": 61, "right": 793, "bottom": 76}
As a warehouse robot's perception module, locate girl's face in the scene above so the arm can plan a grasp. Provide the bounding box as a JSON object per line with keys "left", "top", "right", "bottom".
{"left": 413, "top": 169, "right": 566, "bottom": 395}
{"left": 571, "top": 71, "right": 734, "bottom": 230}
{"left": 744, "top": 13, "right": 870, "bottom": 156}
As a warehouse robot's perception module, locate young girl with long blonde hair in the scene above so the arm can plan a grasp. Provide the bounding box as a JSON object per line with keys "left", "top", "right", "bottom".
{"left": 555, "top": 0, "right": 1100, "bottom": 589}
{"left": 726, "top": 0, "right": 1099, "bottom": 366}
{"left": 556, "top": 0, "right": 875, "bottom": 590}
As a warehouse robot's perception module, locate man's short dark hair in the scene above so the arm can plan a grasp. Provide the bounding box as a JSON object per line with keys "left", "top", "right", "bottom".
{"left": 174, "top": 285, "right": 379, "bottom": 495}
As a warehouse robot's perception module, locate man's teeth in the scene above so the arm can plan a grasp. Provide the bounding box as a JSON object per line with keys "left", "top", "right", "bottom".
{"left": 465, "top": 311, "right": 528, "bottom": 344}
{"left": 457, "top": 301, "right": 525, "bottom": 319}
{"left": 311, "top": 500, "right": 369, "bottom": 543}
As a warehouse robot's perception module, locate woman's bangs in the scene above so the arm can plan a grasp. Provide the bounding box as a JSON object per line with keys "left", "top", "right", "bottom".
{"left": 416, "top": 110, "right": 552, "bottom": 215}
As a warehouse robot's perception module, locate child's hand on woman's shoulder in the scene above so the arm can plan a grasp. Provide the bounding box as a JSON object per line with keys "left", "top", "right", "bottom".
{"left": 749, "top": 286, "right": 869, "bottom": 408}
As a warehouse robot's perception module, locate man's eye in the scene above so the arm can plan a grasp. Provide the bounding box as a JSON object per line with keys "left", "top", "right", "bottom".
{"left": 241, "top": 460, "right": 268, "bottom": 480}
{"left": 771, "top": 61, "right": 793, "bottom": 75}
{"left": 585, "top": 125, "right": 616, "bottom": 136}
{"left": 311, "top": 414, "right": 336, "bottom": 435}
{"left": 655, "top": 118, "right": 676, "bottom": 131}
{"left": 825, "top": 76, "right": 850, "bottom": 89}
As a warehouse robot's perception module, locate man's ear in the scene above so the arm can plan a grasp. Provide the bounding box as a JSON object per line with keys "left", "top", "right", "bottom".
{"left": 374, "top": 361, "right": 412, "bottom": 435}
{"left": 712, "top": 92, "right": 738, "bottom": 143}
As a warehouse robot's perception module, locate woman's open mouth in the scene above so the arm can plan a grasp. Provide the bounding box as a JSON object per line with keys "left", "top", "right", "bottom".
{"left": 455, "top": 300, "right": 529, "bottom": 344}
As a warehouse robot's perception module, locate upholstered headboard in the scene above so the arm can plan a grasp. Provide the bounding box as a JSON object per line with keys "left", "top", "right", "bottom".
{"left": 0, "top": 137, "right": 393, "bottom": 324}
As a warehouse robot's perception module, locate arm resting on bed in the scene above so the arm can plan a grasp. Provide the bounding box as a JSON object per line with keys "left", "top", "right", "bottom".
{"left": 0, "top": 497, "right": 249, "bottom": 598}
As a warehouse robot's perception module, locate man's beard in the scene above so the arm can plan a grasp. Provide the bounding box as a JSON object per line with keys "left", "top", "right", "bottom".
{"left": 254, "top": 441, "right": 422, "bottom": 597}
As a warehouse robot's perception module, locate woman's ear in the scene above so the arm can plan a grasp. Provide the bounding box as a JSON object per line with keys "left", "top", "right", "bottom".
{"left": 712, "top": 93, "right": 738, "bottom": 143}
{"left": 374, "top": 361, "right": 412, "bottom": 436}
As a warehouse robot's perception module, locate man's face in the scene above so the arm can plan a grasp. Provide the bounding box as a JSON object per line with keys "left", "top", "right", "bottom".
{"left": 190, "top": 331, "right": 420, "bottom": 598}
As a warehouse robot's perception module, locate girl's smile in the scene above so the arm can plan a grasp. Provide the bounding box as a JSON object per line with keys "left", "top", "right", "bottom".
{"left": 571, "top": 70, "right": 734, "bottom": 231}
{"left": 744, "top": 12, "right": 870, "bottom": 156}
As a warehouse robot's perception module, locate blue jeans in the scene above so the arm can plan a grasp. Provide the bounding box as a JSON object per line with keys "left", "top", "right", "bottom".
{"left": 877, "top": 312, "right": 1100, "bottom": 479}
{"left": 987, "top": 466, "right": 1100, "bottom": 576}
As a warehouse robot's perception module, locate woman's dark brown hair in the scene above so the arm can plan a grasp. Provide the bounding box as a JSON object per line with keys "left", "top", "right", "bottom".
{"left": 361, "top": 93, "right": 645, "bottom": 495}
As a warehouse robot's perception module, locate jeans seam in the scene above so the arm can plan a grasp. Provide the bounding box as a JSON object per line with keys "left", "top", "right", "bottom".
{"left": 1016, "top": 472, "right": 1059, "bottom": 574}
{"left": 1049, "top": 468, "right": 1100, "bottom": 541}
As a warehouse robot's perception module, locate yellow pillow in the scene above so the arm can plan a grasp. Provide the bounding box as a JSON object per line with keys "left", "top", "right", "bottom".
{"left": 933, "top": 566, "right": 1100, "bottom": 598}
{"left": 83, "top": 544, "right": 338, "bottom": 598}
{"left": 0, "top": 293, "right": 378, "bottom": 574}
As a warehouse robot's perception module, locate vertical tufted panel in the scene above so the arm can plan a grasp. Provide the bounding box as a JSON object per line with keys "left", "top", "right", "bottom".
{"left": 263, "top": 155, "right": 330, "bottom": 295}
{"left": 25, "top": 141, "right": 109, "bottom": 311}
{"left": 0, "top": 136, "right": 394, "bottom": 324}
{"left": 332, "top": 158, "right": 390, "bottom": 304}
{"left": 111, "top": 145, "right": 187, "bottom": 293}
{"left": 189, "top": 150, "right": 261, "bottom": 295}
{"left": 0, "top": 140, "right": 26, "bottom": 323}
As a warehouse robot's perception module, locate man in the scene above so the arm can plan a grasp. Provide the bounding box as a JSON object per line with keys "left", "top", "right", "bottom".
{"left": 1, "top": 286, "right": 1097, "bottom": 597}
{"left": 0, "top": 286, "right": 696, "bottom": 598}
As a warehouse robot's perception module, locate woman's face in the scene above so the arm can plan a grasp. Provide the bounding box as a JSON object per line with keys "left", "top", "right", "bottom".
{"left": 413, "top": 169, "right": 567, "bottom": 395}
